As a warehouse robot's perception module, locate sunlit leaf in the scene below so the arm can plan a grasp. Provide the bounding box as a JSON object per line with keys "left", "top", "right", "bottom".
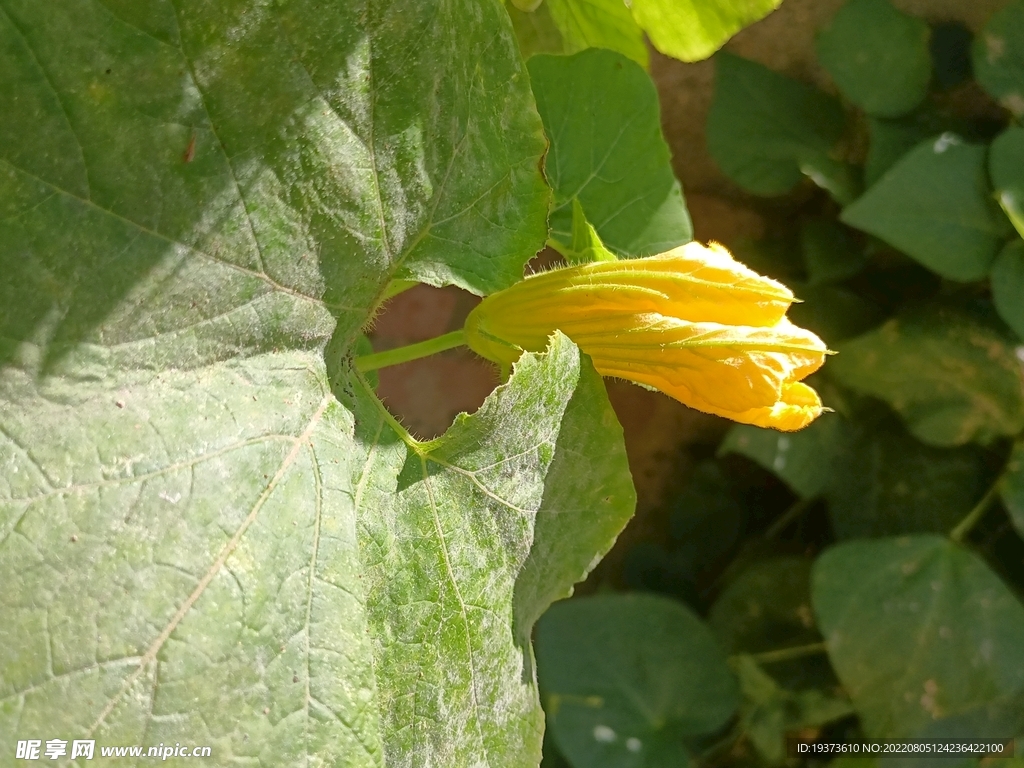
{"left": 0, "top": 1, "right": 639, "bottom": 764}
{"left": 530, "top": 49, "right": 692, "bottom": 258}
{"left": 547, "top": 0, "right": 648, "bottom": 68}
{"left": 631, "top": 0, "right": 782, "bottom": 62}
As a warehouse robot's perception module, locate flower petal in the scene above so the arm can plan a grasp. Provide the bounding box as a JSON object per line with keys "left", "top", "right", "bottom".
{"left": 463, "top": 242, "right": 830, "bottom": 431}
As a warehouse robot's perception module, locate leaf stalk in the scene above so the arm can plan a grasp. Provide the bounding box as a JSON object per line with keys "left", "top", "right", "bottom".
{"left": 354, "top": 330, "right": 467, "bottom": 373}
{"left": 950, "top": 475, "right": 1003, "bottom": 543}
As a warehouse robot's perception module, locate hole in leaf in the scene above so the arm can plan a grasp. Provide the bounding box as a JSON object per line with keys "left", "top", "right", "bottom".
{"left": 366, "top": 283, "right": 498, "bottom": 440}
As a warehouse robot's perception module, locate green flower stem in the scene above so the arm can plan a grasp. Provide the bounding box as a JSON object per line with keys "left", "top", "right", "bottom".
{"left": 950, "top": 475, "right": 1003, "bottom": 543}
{"left": 744, "top": 641, "right": 829, "bottom": 666}
{"left": 355, "top": 330, "right": 467, "bottom": 373}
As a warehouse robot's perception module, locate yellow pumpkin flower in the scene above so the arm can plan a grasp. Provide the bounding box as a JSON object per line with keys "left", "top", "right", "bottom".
{"left": 464, "top": 241, "right": 829, "bottom": 431}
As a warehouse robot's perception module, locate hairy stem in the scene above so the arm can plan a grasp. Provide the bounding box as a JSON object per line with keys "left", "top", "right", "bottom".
{"left": 744, "top": 641, "right": 829, "bottom": 665}
{"left": 355, "top": 330, "right": 467, "bottom": 373}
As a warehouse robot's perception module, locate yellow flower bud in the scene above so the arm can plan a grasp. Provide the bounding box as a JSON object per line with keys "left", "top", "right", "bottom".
{"left": 464, "top": 242, "right": 829, "bottom": 431}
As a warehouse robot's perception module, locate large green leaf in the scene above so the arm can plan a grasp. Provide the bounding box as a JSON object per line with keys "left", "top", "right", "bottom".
{"left": 536, "top": 594, "right": 739, "bottom": 768}
{"left": 815, "top": 0, "right": 931, "bottom": 118}
{"left": 991, "top": 241, "right": 1024, "bottom": 340}
{"left": 813, "top": 536, "right": 1024, "bottom": 738}
{"left": 710, "top": 557, "right": 821, "bottom": 656}
{"left": 990, "top": 126, "right": 1024, "bottom": 239}
{"left": 829, "top": 305, "right": 1024, "bottom": 446}
{"left": 529, "top": 49, "right": 692, "bottom": 258}
{"left": 707, "top": 53, "right": 848, "bottom": 198}
{"left": 973, "top": 0, "right": 1024, "bottom": 117}
{"left": 841, "top": 135, "right": 1007, "bottom": 281}
{"left": 342, "top": 335, "right": 636, "bottom": 764}
{"left": 546, "top": 0, "right": 648, "bottom": 69}
{"left": 0, "top": 0, "right": 638, "bottom": 764}
{"left": 2, "top": 335, "right": 635, "bottom": 766}
{"left": 631, "top": 0, "right": 782, "bottom": 62}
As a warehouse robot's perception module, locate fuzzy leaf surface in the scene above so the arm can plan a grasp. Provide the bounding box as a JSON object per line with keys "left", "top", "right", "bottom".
{"left": 0, "top": 0, "right": 638, "bottom": 765}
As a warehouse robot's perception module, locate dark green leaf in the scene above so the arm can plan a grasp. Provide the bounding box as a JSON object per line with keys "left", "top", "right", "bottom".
{"left": 864, "top": 112, "right": 964, "bottom": 188}
{"left": 0, "top": 0, "right": 550, "bottom": 377}
{"left": 829, "top": 305, "right": 1024, "bottom": 446}
{"left": 991, "top": 240, "right": 1024, "bottom": 339}
{"left": 707, "top": 53, "right": 847, "bottom": 197}
{"left": 990, "top": 126, "right": 1024, "bottom": 239}
{"left": 547, "top": 0, "right": 648, "bottom": 68}
{"left": 665, "top": 461, "right": 746, "bottom": 584}
{"left": 930, "top": 22, "right": 974, "bottom": 89}
{"left": 823, "top": 414, "right": 992, "bottom": 539}
{"left": 719, "top": 415, "right": 851, "bottom": 499}
{"left": 529, "top": 49, "right": 692, "bottom": 258}
{"left": 630, "top": 0, "right": 782, "bottom": 62}
{"left": 972, "top": 0, "right": 1024, "bottom": 117}
{"left": 841, "top": 135, "right": 1006, "bottom": 281}
{"left": 788, "top": 283, "right": 885, "bottom": 344}
{"left": 813, "top": 536, "right": 1024, "bottom": 737}
{"left": 816, "top": 0, "right": 931, "bottom": 118}
{"left": 710, "top": 557, "right": 820, "bottom": 655}
{"left": 999, "top": 439, "right": 1024, "bottom": 541}
{"left": 801, "top": 219, "right": 869, "bottom": 285}
{"left": 536, "top": 594, "right": 739, "bottom": 768}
